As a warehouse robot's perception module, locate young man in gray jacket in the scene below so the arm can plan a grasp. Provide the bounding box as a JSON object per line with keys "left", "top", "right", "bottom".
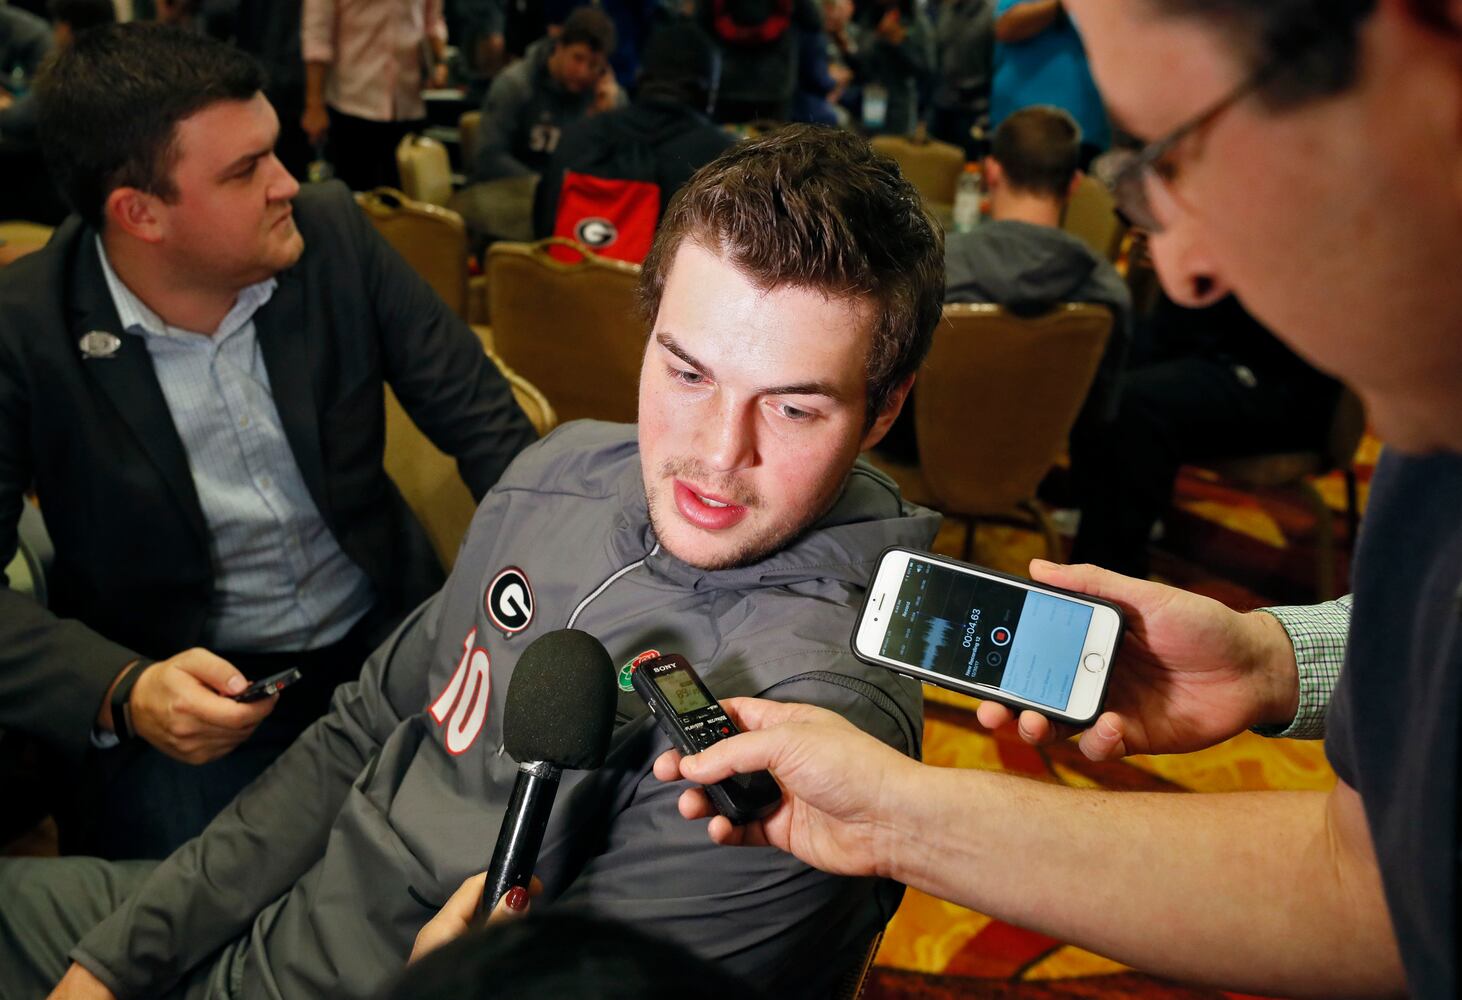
{"left": 3, "top": 124, "right": 945, "bottom": 998}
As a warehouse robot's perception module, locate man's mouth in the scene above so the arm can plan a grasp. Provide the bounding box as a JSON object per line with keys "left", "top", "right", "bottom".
{"left": 672, "top": 479, "right": 750, "bottom": 531}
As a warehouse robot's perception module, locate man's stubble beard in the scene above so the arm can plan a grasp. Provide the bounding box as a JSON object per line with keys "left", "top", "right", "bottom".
{"left": 643, "top": 456, "right": 849, "bottom": 571}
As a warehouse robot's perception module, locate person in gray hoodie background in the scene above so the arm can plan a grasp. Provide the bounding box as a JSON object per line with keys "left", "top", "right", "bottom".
{"left": 472, "top": 4, "right": 624, "bottom": 182}
{"left": 879, "top": 104, "right": 1129, "bottom": 462}
{"left": 2, "top": 124, "right": 945, "bottom": 999}
{"left": 944, "top": 104, "right": 1130, "bottom": 422}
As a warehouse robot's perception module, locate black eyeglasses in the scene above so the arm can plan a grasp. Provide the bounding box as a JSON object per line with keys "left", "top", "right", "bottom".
{"left": 1106, "top": 62, "right": 1277, "bottom": 232}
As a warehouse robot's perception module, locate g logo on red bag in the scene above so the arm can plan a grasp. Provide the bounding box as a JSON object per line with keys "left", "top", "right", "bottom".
{"left": 486, "top": 568, "right": 534, "bottom": 635}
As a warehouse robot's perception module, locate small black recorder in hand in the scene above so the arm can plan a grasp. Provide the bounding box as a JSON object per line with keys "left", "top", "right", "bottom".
{"left": 631, "top": 654, "right": 781, "bottom": 825}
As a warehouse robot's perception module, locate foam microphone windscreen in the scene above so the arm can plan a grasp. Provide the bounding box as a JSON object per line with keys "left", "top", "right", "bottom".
{"left": 502, "top": 629, "right": 616, "bottom": 769}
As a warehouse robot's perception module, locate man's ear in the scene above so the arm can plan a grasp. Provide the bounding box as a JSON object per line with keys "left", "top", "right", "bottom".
{"left": 105, "top": 187, "right": 165, "bottom": 244}
{"left": 1381, "top": 0, "right": 1462, "bottom": 203}
{"left": 859, "top": 372, "right": 917, "bottom": 451}
{"left": 1067, "top": 168, "right": 1085, "bottom": 201}
{"left": 982, "top": 156, "right": 1002, "bottom": 192}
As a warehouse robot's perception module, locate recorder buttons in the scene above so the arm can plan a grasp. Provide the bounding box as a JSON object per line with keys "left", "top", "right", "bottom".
{"left": 1083, "top": 653, "right": 1104, "bottom": 673}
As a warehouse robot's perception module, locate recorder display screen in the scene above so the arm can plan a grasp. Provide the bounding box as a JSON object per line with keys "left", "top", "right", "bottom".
{"left": 880, "top": 559, "right": 1092, "bottom": 709}
{"left": 654, "top": 669, "right": 711, "bottom": 715}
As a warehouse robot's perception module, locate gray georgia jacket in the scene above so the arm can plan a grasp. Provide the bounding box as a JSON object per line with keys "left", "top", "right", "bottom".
{"left": 73, "top": 421, "right": 940, "bottom": 998}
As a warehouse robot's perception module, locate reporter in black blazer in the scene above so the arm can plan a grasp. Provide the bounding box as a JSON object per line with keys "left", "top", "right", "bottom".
{"left": 0, "top": 26, "right": 539, "bottom": 858}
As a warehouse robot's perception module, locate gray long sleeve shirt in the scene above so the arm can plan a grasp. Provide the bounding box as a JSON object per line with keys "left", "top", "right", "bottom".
{"left": 73, "top": 421, "right": 939, "bottom": 999}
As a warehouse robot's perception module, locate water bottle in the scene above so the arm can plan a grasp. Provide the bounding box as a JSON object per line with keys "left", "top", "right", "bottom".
{"left": 862, "top": 84, "right": 888, "bottom": 132}
{"left": 952, "top": 163, "right": 982, "bottom": 233}
{"left": 307, "top": 140, "right": 334, "bottom": 184}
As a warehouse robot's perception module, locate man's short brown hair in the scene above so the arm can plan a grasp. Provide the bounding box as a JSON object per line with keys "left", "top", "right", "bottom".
{"left": 990, "top": 106, "right": 1081, "bottom": 200}
{"left": 639, "top": 125, "right": 944, "bottom": 424}
{"left": 558, "top": 6, "right": 616, "bottom": 54}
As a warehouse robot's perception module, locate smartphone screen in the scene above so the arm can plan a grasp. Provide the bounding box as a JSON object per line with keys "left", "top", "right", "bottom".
{"left": 882, "top": 558, "right": 1093, "bottom": 711}
{"left": 854, "top": 550, "right": 1122, "bottom": 723}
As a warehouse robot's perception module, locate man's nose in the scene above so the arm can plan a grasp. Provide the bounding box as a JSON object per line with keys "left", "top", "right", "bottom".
{"left": 701, "top": 397, "right": 757, "bottom": 473}
{"left": 1147, "top": 221, "right": 1230, "bottom": 309}
{"left": 267, "top": 153, "right": 301, "bottom": 202}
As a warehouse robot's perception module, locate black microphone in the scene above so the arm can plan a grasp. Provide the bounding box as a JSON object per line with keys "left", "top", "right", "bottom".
{"left": 478, "top": 628, "right": 616, "bottom": 921}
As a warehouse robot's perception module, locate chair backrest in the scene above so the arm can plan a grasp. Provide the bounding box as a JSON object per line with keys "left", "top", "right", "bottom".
{"left": 357, "top": 188, "right": 471, "bottom": 320}
{"left": 870, "top": 134, "right": 966, "bottom": 211}
{"left": 1061, "top": 174, "right": 1126, "bottom": 262}
{"left": 459, "top": 110, "right": 482, "bottom": 168}
{"left": 0, "top": 221, "right": 55, "bottom": 247}
{"left": 395, "top": 133, "right": 455, "bottom": 207}
{"left": 4, "top": 501, "right": 53, "bottom": 607}
{"left": 916, "top": 303, "right": 1112, "bottom": 516}
{"left": 486, "top": 238, "right": 645, "bottom": 424}
{"left": 1324, "top": 387, "right": 1367, "bottom": 471}
{"left": 384, "top": 343, "right": 557, "bottom": 570}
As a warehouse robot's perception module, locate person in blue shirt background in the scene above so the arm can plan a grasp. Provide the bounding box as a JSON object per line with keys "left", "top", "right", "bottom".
{"left": 991, "top": 0, "right": 1109, "bottom": 162}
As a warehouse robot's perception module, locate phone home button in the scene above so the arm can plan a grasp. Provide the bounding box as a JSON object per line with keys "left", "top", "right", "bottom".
{"left": 1083, "top": 652, "right": 1104, "bottom": 673}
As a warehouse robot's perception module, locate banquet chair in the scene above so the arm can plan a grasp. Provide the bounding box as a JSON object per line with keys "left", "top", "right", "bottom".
{"left": 4, "top": 501, "right": 53, "bottom": 608}
{"left": 459, "top": 110, "right": 482, "bottom": 168}
{"left": 486, "top": 238, "right": 644, "bottom": 424}
{"left": 871, "top": 132, "right": 966, "bottom": 218}
{"left": 1199, "top": 388, "right": 1367, "bottom": 600}
{"left": 357, "top": 188, "right": 471, "bottom": 321}
{"left": 1061, "top": 174, "right": 1126, "bottom": 262}
{"left": 395, "top": 134, "right": 455, "bottom": 207}
{"left": 869, "top": 304, "right": 1113, "bottom": 561}
{"left": 0, "top": 220, "right": 54, "bottom": 251}
{"left": 384, "top": 349, "right": 556, "bottom": 570}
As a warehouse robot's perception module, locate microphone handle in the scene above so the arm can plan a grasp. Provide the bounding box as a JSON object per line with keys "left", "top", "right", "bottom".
{"left": 479, "top": 760, "right": 562, "bottom": 922}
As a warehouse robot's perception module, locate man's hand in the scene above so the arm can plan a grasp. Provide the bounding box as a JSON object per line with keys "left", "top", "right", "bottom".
{"left": 591, "top": 72, "right": 620, "bottom": 114}
{"left": 47, "top": 963, "right": 114, "bottom": 1000}
{"left": 125, "top": 650, "right": 276, "bottom": 763}
{"left": 876, "top": 8, "right": 907, "bottom": 46}
{"left": 408, "top": 874, "right": 541, "bottom": 963}
{"left": 473, "top": 33, "right": 507, "bottom": 76}
{"left": 828, "top": 63, "right": 854, "bottom": 101}
{"left": 652, "top": 698, "right": 919, "bottom": 877}
{"left": 974, "top": 560, "right": 1301, "bottom": 760}
{"left": 301, "top": 103, "right": 330, "bottom": 146}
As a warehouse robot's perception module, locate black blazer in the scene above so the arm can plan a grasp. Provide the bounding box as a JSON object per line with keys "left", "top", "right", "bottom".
{"left": 0, "top": 181, "right": 539, "bottom": 759}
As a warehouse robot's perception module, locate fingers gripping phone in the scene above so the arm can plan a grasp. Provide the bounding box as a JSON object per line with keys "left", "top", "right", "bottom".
{"left": 230, "top": 667, "right": 303, "bottom": 703}
{"left": 852, "top": 548, "right": 1124, "bottom": 727}
{"left": 631, "top": 655, "right": 781, "bottom": 825}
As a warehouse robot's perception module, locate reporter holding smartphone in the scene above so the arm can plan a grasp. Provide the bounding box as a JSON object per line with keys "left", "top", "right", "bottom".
{"left": 658, "top": 2, "right": 1462, "bottom": 996}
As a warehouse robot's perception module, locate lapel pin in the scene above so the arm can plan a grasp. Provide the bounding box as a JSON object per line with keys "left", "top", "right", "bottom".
{"left": 79, "top": 330, "right": 122, "bottom": 359}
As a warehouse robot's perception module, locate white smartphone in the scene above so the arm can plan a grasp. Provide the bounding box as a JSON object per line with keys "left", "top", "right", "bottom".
{"left": 852, "top": 547, "right": 1124, "bottom": 727}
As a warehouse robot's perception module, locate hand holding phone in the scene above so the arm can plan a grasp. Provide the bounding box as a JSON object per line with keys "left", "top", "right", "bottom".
{"left": 853, "top": 548, "right": 1124, "bottom": 727}
{"left": 976, "top": 559, "right": 1305, "bottom": 760}
{"left": 230, "top": 667, "right": 303, "bottom": 703}
{"left": 632, "top": 655, "right": 781, "bottom": 824}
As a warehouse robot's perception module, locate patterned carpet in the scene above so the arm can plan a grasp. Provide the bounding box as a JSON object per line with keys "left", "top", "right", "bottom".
{"left": 866, "top": 439, "right": 1380, "bottom": 998}
{"left": 2, "top": 443, "right": 1378, "bottom": 997}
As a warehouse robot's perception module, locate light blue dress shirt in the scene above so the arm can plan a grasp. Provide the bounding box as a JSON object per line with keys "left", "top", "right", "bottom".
{"left": 96, "top": 239, "right": 374, "bottom": 653}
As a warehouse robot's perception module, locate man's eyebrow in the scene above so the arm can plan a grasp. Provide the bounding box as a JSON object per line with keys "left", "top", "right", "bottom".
{"left": 656, "top": 332, "right": 712, "bottom": 380}
{"left": 654, "top": 332, "right": 846, "bottom": 402}
{"left": 216, "top": 143, "right": 274, "bottom": 178}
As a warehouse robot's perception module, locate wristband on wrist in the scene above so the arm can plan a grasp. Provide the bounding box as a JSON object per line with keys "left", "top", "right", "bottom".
{"left": 109, "top": 660, "right": 146, "bottom": 742}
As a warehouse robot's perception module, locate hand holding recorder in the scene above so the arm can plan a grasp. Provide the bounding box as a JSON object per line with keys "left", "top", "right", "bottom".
{"left": 974, "top": 560, "right": 1304, "bottom": 761}
{"left": 652, "top": 697, "right": 920, "bottom": 879}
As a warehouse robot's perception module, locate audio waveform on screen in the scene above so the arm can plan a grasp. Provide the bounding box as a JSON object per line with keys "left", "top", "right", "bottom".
{"left": 919, "top": 616, "right": 954, "bottom": 669}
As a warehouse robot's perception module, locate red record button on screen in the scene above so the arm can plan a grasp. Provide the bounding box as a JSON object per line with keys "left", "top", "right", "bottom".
{"left": 991, "top": 627, "right": 1012, "bottom": 646}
